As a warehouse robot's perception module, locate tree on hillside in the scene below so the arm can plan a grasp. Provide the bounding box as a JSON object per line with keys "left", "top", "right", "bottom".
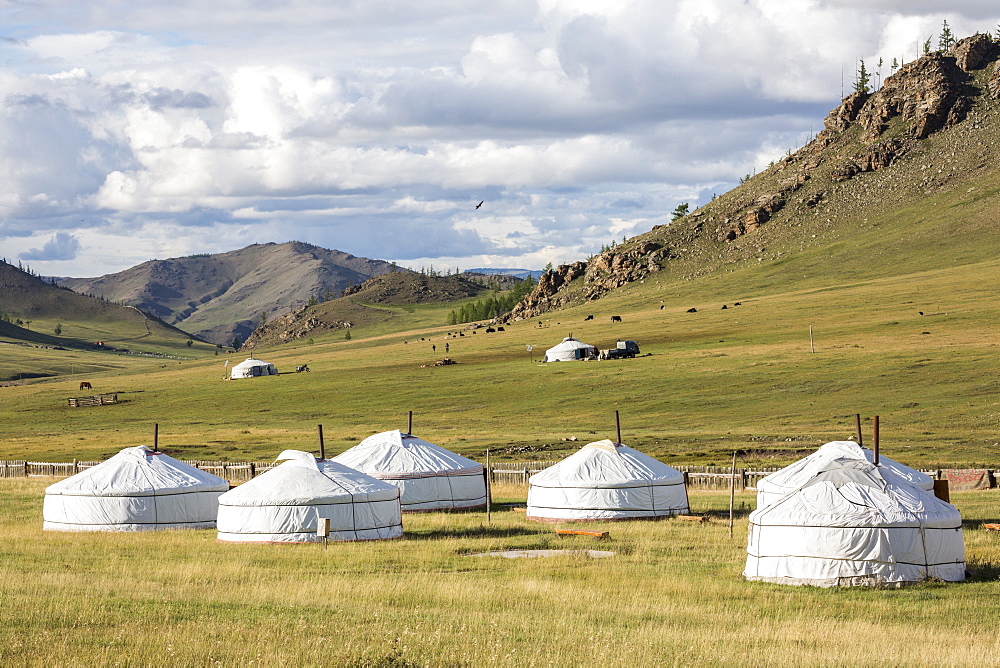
{"left": 891, "top": 57, "right": 899, "bottom": 74}
{"left": 853, "top": 59, "right": 871, "bottom": 94}
{"left": 938, "top": 20, "right": 955, "bottom": 51}
{"left": 671, "top": 203, "right": 690, "bottom": 220}
{"left": 922, "top": 37, "right": 932, "bottom": 55}
{"left": 53, "top": 323, "right": 62, "bottom": 335}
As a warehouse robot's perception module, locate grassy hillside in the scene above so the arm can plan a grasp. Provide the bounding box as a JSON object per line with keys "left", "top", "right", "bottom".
{"left": 1, "top": 261, "right": 219, "bottom": 381}
{"left": 3, "top": 247, "right": 1000, "bottom": 467}
{"left": 242, "top": 272, "right": 499, "bottom": 348}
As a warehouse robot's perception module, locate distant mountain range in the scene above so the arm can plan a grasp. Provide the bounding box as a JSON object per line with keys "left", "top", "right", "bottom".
{"left": 57, "top": 242, "right": 398, "bottom": 346}
{"left": 464, "top": 268, "right": 542, "bottom": 280}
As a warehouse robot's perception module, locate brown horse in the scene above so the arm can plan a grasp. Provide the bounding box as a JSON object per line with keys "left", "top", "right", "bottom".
{"left": 80, "top": 381, "right": 92, "bottom": 390}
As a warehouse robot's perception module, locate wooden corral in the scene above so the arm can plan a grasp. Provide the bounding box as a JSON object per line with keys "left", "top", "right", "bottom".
{"left": 66, "top": 394, "right": 118, "bottom": 407}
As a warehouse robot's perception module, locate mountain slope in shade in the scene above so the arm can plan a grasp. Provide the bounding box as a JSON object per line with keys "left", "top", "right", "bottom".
{"left": 0, "top": 260, "right": 199, "bottom": 365}
{"left": 58, "top": 241, "right": 398, "bottom": 345}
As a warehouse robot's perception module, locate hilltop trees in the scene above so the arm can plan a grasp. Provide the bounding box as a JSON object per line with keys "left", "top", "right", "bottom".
{"left": 854, "top": 60, "right": 871, "bottom": 94}
{"left": 939, "top": 20, "right": 956, "bottom": 51}
{"left": 448, "top": 276, "right": 535, "bottom": 325}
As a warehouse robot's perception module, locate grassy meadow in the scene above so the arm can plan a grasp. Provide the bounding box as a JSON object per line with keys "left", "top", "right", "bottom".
{"left": 3, "top": 249, "right": 1000, "bottom": 468}
{"left": 2, "top": 480, "right": 1000, "bottom": 666}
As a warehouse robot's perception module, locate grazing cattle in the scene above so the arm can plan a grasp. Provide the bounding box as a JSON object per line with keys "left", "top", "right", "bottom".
{"left": 660, "top": 305, "right": 665, "bottom": 310}
{"left": 686, "top": 308, "right": 697, "bottom": 313}
{"left": 734, "top": 302, "right": 742, "bottom": 306}
{"left": 295, "top": 365, "right": 310, "bottom": 373}
{"left": 721, "top": 305, "right": 728, "bottom": 310}
{"left": 485, "top": 327, "right": 496, "bottom": 333}
{"left": 79, "top": 381, "right": 92, "bottom": 390}
{"left": 610, "top": 315, "right": 622, "bottom": 323}
{"left": 497, "top": 326, "right": 505, "bottom": 332}
{"left": 585, "top": 315, "right": 594, "bottom": 321}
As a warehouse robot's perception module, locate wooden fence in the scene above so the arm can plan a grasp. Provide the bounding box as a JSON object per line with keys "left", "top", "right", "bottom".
{"left": 67, "top": 394, "right": 118, "bottom": 407}
{"left": 0, "top": 459, "right": 275, "bottom": 483}
{"left": 0, "top": 457, "right": 980, "bottom": 492}
{"left": 488, "top": 463, "right": 783, "bottom": 490}
{"left": 490, "top": 461, "right": 559, "bottom": 485}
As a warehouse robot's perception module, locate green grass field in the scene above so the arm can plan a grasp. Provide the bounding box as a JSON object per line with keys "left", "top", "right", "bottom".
{"left": 3, "top": 252, "right": 1000, "bottom": 469}
{"left": 2, "top": 481, "right": 999, "bottom": 666}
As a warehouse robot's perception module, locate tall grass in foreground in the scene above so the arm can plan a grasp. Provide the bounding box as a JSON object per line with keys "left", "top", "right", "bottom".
{"left": 2, "top": 481, "right": 1000, "bottom": 665}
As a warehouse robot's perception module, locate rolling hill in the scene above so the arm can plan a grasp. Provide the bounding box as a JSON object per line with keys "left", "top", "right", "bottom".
{"left": 242, "top": 271, "right": 491, "bottom": 348}
{"left": 506, "top": 35, "right": 1000, "bottom": 321}
{"left": 0, "top": 259, "right": 213, "bottom": 381}
{"left": 57, "top": 241, "right": 398, "bottom": 346}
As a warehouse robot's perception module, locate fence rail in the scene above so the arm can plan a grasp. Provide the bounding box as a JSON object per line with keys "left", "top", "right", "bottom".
{"left": 0, "top": 457, "right": 993, "bottom": 492}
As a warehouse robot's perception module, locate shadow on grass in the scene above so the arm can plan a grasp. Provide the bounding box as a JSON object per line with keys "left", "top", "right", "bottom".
{"left": 964, "top": 561, "right": 1000, "bottom": 582}
{"left": 405, "top": 525, "right": 544, "bottom": 540}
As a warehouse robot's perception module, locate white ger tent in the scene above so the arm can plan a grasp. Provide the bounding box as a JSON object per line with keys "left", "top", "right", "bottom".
{"left": 216, "top": 450, "right": 403, "bottom": 543}
{"left": 744, "top": 457, "right": 965, "bottom": 587}
{"left": 333, "top": 430, "right": 487, "bottom": 512}
{"left": 43, "top": 445, "right": 229, "bottom": 532}
{"left": 756, "top": 440, "right": 933, "bottom": 509}
{"left": 526, "top": 439, "right": 688, "bottom": 521}
{"left": 543, "top": 337, "right": 597, "bottom": 362}
{"left": 230, "top": 357, "right": 278, "bottom": 379}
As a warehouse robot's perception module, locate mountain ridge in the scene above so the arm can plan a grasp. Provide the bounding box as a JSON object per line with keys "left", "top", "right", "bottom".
{"left": 58, "top": 241, "right": 398, "bottom": 346}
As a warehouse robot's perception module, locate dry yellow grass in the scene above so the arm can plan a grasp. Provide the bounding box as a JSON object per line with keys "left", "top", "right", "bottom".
{"left": 2, "top": 480, "right": 1000, "bottom": 666}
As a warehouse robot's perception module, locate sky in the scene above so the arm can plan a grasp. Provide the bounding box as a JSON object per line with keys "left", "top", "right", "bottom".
{"left": 1, "top": 1, "right": 998, "bottom": 277}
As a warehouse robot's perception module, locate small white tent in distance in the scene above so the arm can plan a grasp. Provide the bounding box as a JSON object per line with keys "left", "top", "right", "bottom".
{"left": 744, "top": 457, "right": 965, "bottom": 587}
{"left": 216, "top": 450, "right": 403, "bottom": 543}
{"left": 527, "top": 439, "right": 688, "bottom": 521}
{"left": 755, "top": 441, "right": 934, "bottom": 509}
{"left": 43, "top": 445, "right": 229, "bottom": 532}
{"left": 333, "top": 429, "right": 487, "bottom": 512}
{"left": 229, "top": 357, "right": 278, "bottom": 379}
{"left": 543, "top": 337, "right": 597, "bottom": 362}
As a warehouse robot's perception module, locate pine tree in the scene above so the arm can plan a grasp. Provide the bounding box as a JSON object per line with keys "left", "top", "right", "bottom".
{"left": 922, "top": 37, "right": 932, "bottom": 55}
{"left": 854, "top": 59, "right": 871, "bottom": 94}
{"left": 938, "top": 20, "right": 955, "bottom": 51}
{"left": 670, "top": 203, "right": 690, "bottom": 221}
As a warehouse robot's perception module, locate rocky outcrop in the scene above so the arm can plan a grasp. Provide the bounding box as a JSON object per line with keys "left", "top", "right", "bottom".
{"left": 505, "top": 262, "right": 587, "bottom": 320}
{"left": 988, "top": 60, "right": 1000, "bottom": 99}
{"left": 824, "top": 91, "right": 869, "bottom": 133}
{"left": 504, "top": 241, "right": 673, "bottom": 320}
{"left": 242, "top": 306, "right": 352, "bottom": 349}
{"left": 952, "top": 34, "right": 995, "bottom": 72}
